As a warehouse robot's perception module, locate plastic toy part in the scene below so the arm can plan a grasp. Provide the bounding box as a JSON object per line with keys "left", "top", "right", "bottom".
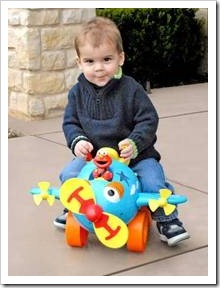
{"left": 94, "top": 147, "right": 130, "bottom": 166}
{"left": 93, "top": 212, "right": 128, "bottom": 249}
{"left": 33, "top": 182, "right": 55, "bottom": 206}
{"left": 65, "top": 212, "right": 88, "bottom": 247}
{"left": 93, "top": 149, "right": 113, "bottom": 180}
{"left": 127, "top": 207, "right": 152, "bottom": 252}
{"left": 60, "top": 178, "right": 129, "bottom": 249}
{"left": 29, "top": 181, "right": 60, "bottom": 205}
{"left": 148, "top": 189, "right": 176, "bottom": 216}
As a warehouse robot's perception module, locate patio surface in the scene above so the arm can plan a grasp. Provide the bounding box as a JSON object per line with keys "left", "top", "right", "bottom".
{"left": 7, "top": 83, "right": 212, "bottom": 284}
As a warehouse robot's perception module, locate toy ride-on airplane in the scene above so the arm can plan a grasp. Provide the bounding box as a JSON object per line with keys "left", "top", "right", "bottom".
{"left": 29, "top": 147, "right": 188, "bottom": 252}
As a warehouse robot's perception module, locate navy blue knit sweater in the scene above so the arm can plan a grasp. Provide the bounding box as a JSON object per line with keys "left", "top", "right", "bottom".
{"left": 63, "top": 73, "right": 161, "bottom": 166}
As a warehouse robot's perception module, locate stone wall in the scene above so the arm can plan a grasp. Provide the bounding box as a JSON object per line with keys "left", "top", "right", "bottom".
{"left": 8, "top": 8, "right": 95, "bottom": 119}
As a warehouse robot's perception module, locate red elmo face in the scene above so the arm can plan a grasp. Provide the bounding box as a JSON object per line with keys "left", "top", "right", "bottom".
{"left": 93, "top": 150, "right": 112, "bottom": 169}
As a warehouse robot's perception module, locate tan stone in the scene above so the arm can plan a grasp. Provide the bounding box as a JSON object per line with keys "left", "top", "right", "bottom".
{"left": 17, "top": 27, "right": 41, "bottom": 70}
{"left": 9, "top": 91, "right": 29, "bottom": 115}
{"left": 8, "top": 50, "right": 18, "bottom": 68}
{"left": 44, "top": 93, "right": 67, "bottom": 118}
{"left": 42, "top": 51, "right": 65, "bottom": 71}
{"left": 81, "top": 8, "right": 96, "bottom": 21}
{"left": 27, "top": 9, "right": 60, "bottom": 26}
{"left": 41, "top": 25, "right": 81, "bottom": 50}
{"left": 61, "top": 8, "right": 95, "bottom": 24}
{"left": 19, "top": 10, "right": 29, "bottom": 26}
{"left": 8, "top": 27, "right": 18, "bottom": 49}
{"left": 66, "top": 49, "right": 77, "bottom": 68}
{"left": 23, "top": 72, "right": 65, "bottom": 95}
{"left": 8, "top": 9, "right": 20, "bottom": 26}
{"left": 64, "top": 68, "right": 80, "bottom": 90}
{"left": 8, "top": 9, "right": 29, "bottom": 26}
{"left": 8, "top": 69, "right": 23, "bottom": 92}
{"left": 28, "top": 97, "right": 45, "bottom": 117}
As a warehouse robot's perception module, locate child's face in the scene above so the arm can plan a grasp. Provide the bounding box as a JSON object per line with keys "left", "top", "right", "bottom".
{"left": 76, "top": 42, "right": 125, "bottom": 87}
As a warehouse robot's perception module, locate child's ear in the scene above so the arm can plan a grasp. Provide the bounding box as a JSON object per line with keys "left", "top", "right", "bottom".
{"left": 76, "top": 57, "right": 82, "bottom": 69}
{"left": 119, "top": 52, "right": 125, "bottom": 66}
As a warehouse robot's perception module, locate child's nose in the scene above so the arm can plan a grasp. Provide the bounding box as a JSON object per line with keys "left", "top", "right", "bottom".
{"left": 94, "top": 62, "right": 104, "bottom": 71}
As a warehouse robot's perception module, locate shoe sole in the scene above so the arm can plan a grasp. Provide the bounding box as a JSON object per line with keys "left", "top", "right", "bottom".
{"left": 160, "top": 232, "right": 190, "bottom": 246}
{"left": 53, "top": 221, "right": 66, "bottom": 230}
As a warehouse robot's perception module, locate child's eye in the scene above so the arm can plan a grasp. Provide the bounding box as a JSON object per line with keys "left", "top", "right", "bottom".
{"left": 104, "top": 57, "right": 112, "bottom": 62}
{"left": 84, "top": 59, "right": 94, "bottom": 64}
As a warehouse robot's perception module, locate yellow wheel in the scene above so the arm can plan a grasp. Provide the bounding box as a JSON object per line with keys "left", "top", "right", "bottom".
{"left": 65, "top": 211, "right": 89, "bottom": 247}
{"left": 127, "top": 207, "right": 151, "bottom": 252}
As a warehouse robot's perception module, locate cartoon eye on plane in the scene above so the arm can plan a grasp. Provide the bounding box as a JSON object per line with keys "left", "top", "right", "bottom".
{"left": 29, "top": 147, "right": 188, "bottom": 252}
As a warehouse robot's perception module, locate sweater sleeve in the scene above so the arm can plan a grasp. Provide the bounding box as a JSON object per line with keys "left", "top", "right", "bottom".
{"left": 62, "top": 86, "right": 90, "bottom": 152}
{"left": 128, "top": 85, "right": 159, "bottom": 155}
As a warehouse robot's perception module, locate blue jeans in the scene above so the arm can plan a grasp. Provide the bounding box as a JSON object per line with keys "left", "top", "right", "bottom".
{"left": 59, "top": 157, "right": 178, "bottom": 222}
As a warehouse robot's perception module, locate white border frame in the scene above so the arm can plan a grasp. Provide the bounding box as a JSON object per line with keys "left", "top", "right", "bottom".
{"left": 1, "top": 1, "right": 216, "bottom": 285}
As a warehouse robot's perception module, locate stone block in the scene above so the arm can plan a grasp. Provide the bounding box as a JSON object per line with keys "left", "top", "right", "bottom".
{"left": 9, "top": 91, "right": 28, "bottom": 115}
{"left": 8, "top": 50, "right": 18, "bottom": 68}
{"left": 81, "top": 8, "right": 96, "bottom": 21}
{"left": 17, "top": 27, "right": 41, "bottom": 70}
{"left": 8, "top": 27, "right": 19, "bottom": 49}
{"left": 23, "top": 71, "right": 65, "bottom": 95}
{"left": 28, "top": 97, "right": 45, "bottom": 117}
{"left": 61, "top": 8, "right": 95, "bottom": 24}
{"left": 42, "top": 51, "right": 65, "bottom": 70}
{"left": 66, "top": 49, "right": 77, "bottom": 68}
{"left": 27, "top": 9, "right": 60, "bottom": 26}
{"left": 41, "top": 25, "right": 81, "bottom": 50}
{"left": 44, "top": 92, "right": 67, "bottom": 118}
{"left": 8, "top": 69, "right": 23, "bottom": 92}
{"left": 64, "top": 68, "right": 80, "bottom": 90}
{"left": 8, "top": 9, "right": 21, "bottom": 26}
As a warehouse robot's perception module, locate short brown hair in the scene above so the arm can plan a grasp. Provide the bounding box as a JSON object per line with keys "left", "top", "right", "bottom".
{"left": 74, "top": 17, "right": 124, "bottom": 56}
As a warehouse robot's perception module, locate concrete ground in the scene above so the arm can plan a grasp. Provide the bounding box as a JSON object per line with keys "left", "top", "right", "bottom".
{"left": 7, "top": 83, "right": 212, "bottom": 284}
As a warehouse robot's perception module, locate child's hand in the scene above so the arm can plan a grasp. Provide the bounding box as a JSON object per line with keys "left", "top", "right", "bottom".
{"left": 74, "top": 140, "right": 93, "bottom": 159}
{"left": 118, "top": 139, "right": 134, "bottom": 160}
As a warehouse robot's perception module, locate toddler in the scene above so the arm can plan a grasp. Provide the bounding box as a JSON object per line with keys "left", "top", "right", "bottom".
{"left": 54, "top": 16, "right": 190, "bottom": 246}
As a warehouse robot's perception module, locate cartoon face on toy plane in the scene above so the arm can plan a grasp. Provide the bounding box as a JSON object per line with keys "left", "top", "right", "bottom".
{"left": 78, "top": 149, "right": 140, "bottom": 224}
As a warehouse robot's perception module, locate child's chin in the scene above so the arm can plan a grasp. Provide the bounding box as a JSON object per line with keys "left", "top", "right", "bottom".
{"left": 94, "top": 77, "right": 112, "bottom": 87}
{"left": 95, "top": 81, "right": 108, "bottom": 87}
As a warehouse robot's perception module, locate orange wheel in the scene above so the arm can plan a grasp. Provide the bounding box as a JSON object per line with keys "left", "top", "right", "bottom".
{"left": 65, "top": 212, "right": 89, "bottom": 247}
{"left": 127, "top": 207, "right": 152, "bottom": 252}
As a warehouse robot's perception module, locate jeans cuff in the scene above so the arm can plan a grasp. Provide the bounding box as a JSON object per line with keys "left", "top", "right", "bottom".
{"left": 151, "top": 210, "right": 178, "bottom": 222}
